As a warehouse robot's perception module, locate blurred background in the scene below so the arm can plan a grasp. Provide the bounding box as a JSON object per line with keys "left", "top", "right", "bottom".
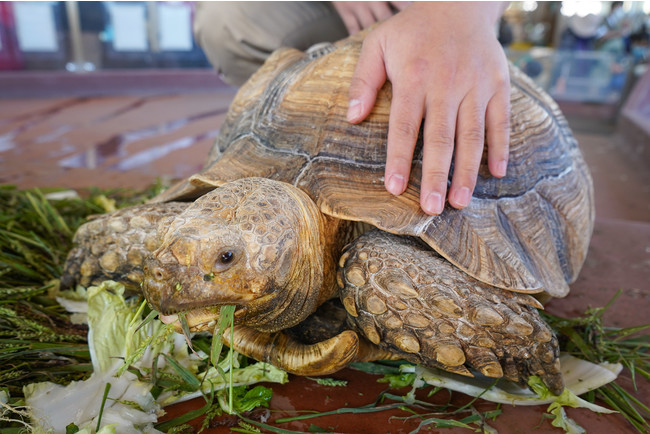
{"left": 500, "top": 0, "right": 649, "bottom": 114}
{"left": 0, "top": 1, "right": 209, "bottom": 71}
{"left": 0, "top": 1, "right": 648, "bottom": 201}
{"left": 1, "top": 1, "right": 648, "bottom": 106}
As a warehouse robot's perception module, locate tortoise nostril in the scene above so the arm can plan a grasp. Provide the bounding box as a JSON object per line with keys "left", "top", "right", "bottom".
{"left": 153, "top": 268, "right": 165, "bottom": 281}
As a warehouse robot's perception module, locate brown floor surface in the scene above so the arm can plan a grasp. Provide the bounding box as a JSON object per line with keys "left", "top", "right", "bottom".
{"left": 0, "top": 93, "right": 234, "bottom": 190}
{"left": 0, "top": 94, "right": 648, "bottom": 433}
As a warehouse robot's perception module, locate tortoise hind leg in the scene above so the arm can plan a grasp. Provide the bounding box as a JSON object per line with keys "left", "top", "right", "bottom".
{"left": 61, "top": 202, "right": 188, "bottom": 290}
{"left": 338, "top": 230, "right": 564, "bottom": 395}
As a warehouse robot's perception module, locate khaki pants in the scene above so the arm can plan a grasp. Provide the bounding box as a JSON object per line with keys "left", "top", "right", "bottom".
{"left": 194, "top": 2, "right": 348, "bottom": 86}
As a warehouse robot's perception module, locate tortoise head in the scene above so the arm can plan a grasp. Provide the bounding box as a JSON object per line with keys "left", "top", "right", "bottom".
{"left": 142, "top": 177, "right": 338, "bottom": 333}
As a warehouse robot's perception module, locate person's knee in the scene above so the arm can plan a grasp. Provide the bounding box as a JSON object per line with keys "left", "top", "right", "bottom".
{"left": 193, "top": 2, "right": 348, "bottom": 86}
{"left": 193, "top": 2, "right": 263, "bottom": 85}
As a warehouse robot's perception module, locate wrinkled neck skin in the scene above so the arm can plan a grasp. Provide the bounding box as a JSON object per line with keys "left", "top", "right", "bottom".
{"left": 142, "top": 178, "right": 347, "bottom": 333}
{"left": 244, "top": 187, "right": 346, "bottom": 332}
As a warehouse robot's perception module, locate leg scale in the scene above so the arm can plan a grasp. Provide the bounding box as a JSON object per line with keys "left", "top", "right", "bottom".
{"left": 339, "top": 230, "right": 564, "bottom": 394}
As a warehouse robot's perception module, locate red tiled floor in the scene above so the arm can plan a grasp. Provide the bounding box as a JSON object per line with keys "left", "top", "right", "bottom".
{"left": 0, "top": 92, "right": 235, "bottom": 190}
{"left": 0, "top": 90, "right": 648, "bottom": 433}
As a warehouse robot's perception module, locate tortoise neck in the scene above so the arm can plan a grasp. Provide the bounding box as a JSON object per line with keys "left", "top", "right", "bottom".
{"left": 243, "top": 181, "right": 343, "bottom": 332}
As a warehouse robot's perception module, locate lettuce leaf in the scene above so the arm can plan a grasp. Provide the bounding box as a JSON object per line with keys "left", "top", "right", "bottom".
{"left": 26, "top": 281, "right": 286, "bottom": 433}
{"left": 419, "top": 353, "right": 621, "bottom": 406}
{"left": 26, "top": 282, "right": 164, "bottom": 433}
{"left": 528, "top": 376, "right": 616, "bottom": 433}
{"left": 416, "top": 354, "right": 620, "bottom": 433}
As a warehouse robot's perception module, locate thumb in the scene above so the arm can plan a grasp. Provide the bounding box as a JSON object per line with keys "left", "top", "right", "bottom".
{"left": 347, "top": 37, "right": 386, "bottom": 124}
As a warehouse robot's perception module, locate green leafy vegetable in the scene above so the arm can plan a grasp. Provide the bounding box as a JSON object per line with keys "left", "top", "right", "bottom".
{"left": 66, "top": 423, "right": 81, "bottom": 434}
{"left": 95, "top": 383, "right": 112, "bottom": 432}
{"left": 350, "top": 360, "right": 401, "bottom": 375}
{"left": 234, "top": 421, "right": 263, "bottom": 433}
{"left": 528, "top": 376, "right": 616, "bottom": 433}
{"left": 307, "top": 377, "right": 348, "bottom": 387}
{"left": 209, "top": 304, "right": 237, "bottom": 413}
{"left": 542, "top": 293, "right": 650, "bottom": 432}
{"left": 2, "top": 186, "right": 649, "bottom": 433}
{"left": 378, "top": 372, "right": 416, "bottom": 388}
{"left": 221, "top": 385, "right": 273, "bottom": 413}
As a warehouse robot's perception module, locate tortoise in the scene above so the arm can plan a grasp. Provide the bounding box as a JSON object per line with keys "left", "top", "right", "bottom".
{"left": 62, "top": 32, "right": 594, "bottom": 396}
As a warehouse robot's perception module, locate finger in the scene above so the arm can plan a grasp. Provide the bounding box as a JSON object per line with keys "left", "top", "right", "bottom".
{"left": 347, "top": 36, "right": 386, "bottom": 124}
{"left": 385, "top": 84, "right": 425, "bottom": 197}
{"left": 369, "top": 2, "right": 396, "bottom": 21}
{"left": 356, "top": 4, "right": 380, "bottom": 29}
{"left": 420, "top": 99, "right": 458, "bottom": 215}
{"left": 389, "top": 1, "right": 410, "bottom": 12}
{"left": 486, "top": 84, "right": 511, "bottom": 178}
{"left": 339, "top": 10, "right": 362, "bottom": 35}
{"left": 448, "top": 94, "right": 487, "bottom": 209}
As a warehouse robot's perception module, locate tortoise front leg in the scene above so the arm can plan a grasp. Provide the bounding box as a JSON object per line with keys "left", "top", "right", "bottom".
{"left": 338, "top": 230, "right": 565, "bottom": 395}
{"left": 61, "top": 202, "right": 188, "bottom": 290}
{"left": 222, "top": 326, "right": 361, "bottom": 376}
{"left": 220, "top": 299, "right": 397, "bottom": 376}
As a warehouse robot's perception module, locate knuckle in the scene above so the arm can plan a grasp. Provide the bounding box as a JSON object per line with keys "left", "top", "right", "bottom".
{"left": 495, "top": 117, "right": 511, "bottom": 135}
{"left": 350, "top": 74, "right": 372, "bottom": 90}
{"left": 349, "top": 75, "right": 378, "bottom": 96}
{"left": 426, "top": 120, "right": 455, "bottom": 149}
{"left": 429, "top": 135, "right": 454, "bottom": 152}
{"left": 427, "top": 136, "right": 455, "bottom": 153}
{"left": 387, "top": 154, "right": 413, "bottom": 169}
{"left": 453, "top": 161, "right": 481, "bottom": 180}
{"left": 423, "top": 168, "right": 451, "bottom": 187}
{"left": 459, "top": 124, "right": 486, "bottom": 144}
{"left": 361, "top": 31, "right": 380, "bottom": 49}
{"left": 504, "top": 102, "right": 512, "bottom": 117}
{"left": 435, "top": 68, "right": 458, "bottom": 88}
{"left": 493, "top": 73, "right": 510, "bottom": 89}
{"left": 502, "top": 104, "right": 512, "bottom": 123}
{"left": 489, "top": 107, "right": 511, "bottom": 137}
{"left": 409, "top": 57, "right": 431, "bottom": 78}
{"left": 392, "top": 120, "right": 420, "bottom": 140}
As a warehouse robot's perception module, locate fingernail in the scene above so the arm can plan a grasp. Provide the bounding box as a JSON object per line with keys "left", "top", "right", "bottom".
{"left": 453, "top": 187, "right": 471, "bottom": 208}
{"left": 423, "top": 192, "right": 444, "bottom": 215}
{"left": 496, "top": 159, "right": 507, "bottom": 177}
{"left": 386, "top": 174, "right": 406, "bottom": 195}
{"left": 347, "top": 99, "right": 362, "bottom": 122}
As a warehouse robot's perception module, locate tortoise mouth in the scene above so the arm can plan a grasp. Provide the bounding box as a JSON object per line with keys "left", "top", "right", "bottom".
{"left": 160, "top": 305, "right": 246, "bottom": 333}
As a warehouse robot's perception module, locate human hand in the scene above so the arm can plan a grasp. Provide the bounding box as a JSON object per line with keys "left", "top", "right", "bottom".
{"left": 332, "top": 1, "right": 409, "bottom": 35}
{"left": 346, "top": 2, "right": 511, "bottom": 215}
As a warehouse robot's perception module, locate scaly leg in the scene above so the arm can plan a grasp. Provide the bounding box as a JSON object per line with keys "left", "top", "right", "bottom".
{"left": 218, "top": 299, "right": 398, "bottom": 376}
{"left": 61, "top": 202, "right": 188, "bottom": 290}
{"left": 338, "top": 230, "right": 564, "bottom": 395}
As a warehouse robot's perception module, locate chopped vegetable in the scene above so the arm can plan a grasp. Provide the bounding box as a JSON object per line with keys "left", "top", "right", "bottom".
{"left": 2, "top": 186, "right": 648, "bottom": 433}
{"left": 418, "top": 354, "right": 621, "bottom": 406}
{"left": 307, "top": 377, "right": 348, "bottom": 387}
{"left": 25, "top": 281, "right": 287, "bottom": 433}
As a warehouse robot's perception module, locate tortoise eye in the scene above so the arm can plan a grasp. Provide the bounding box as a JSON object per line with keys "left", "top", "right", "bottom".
{"left": 213, "top": 247, "right": 241, "bottom": 272}
{"left": 220, "top": 251, "right": 234, "bottom": 264}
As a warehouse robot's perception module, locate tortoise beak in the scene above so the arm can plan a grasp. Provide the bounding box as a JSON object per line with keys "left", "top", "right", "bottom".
{"left": 158, "top": 308, "right": 247, "bottom": 333}
{"left": 142, "top": 256, "right": 254, "bottom": 316}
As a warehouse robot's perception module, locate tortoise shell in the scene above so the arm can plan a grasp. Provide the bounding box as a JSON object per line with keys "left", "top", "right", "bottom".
{"left": 155, "top": 34, "right": 594, "bottom": 298}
